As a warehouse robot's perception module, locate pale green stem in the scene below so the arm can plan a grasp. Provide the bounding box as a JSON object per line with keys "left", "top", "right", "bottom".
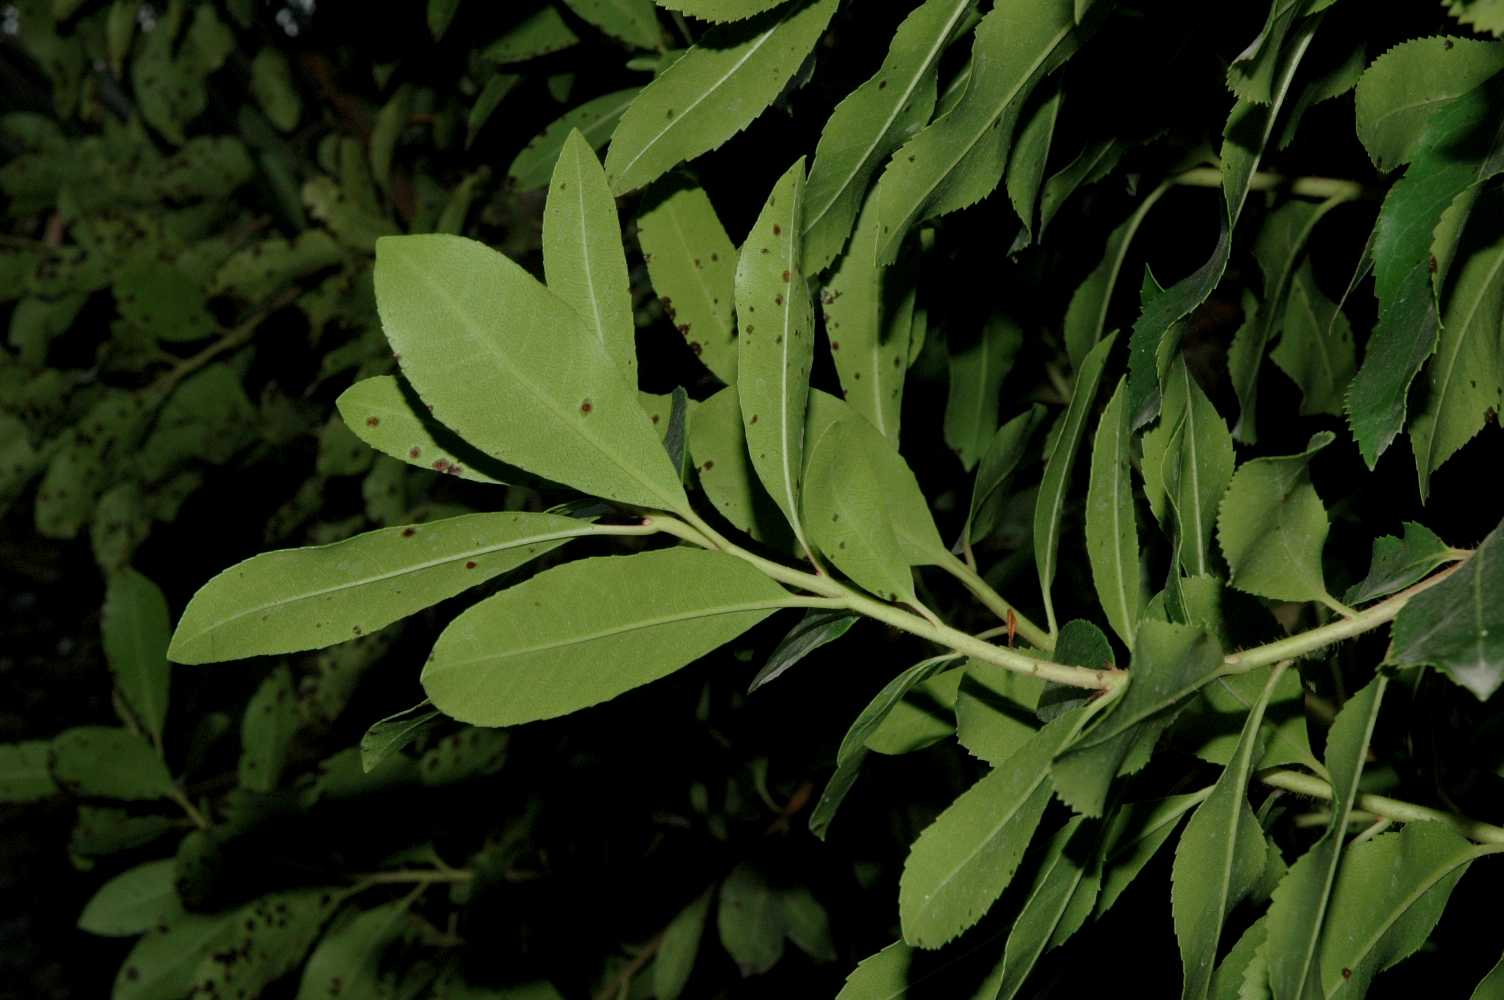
{"left": 935, "top": 549, "right": 1053, "bottom": 652}
{"left": 1172, "top": 166, "right": 1370, "bottom": 201}
{"left": 168, "top": 785, "right": 210, "bottom": 831}
{"left": 351, "top": 868, "right": 474, "bottom": 887}
{"left": 1220, "top": 565, "right": 1460, "bottom": 675}
{"left": 1260, "top": 769, "right": 1504, "bottom": 846}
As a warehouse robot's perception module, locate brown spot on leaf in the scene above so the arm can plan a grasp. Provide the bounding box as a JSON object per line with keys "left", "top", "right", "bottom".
{"left": 580, "top": 399, "right": 593, "bottom": 414}
{"left": 365, "top": 416, "right": 380, "bottom": 427}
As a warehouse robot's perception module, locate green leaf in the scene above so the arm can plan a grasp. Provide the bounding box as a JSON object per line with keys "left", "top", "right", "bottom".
{"left": 560, "top": 0, "right": 662, "bottom": 49}
{"left": 871, "top": 0, "right": 1084, "bottom": 264}
{"left": 1409, "top": 209, "right": 1504, "bottom": 497}
{"left": 737, "top": 158, "right": 815, "bottom": 550}
{"left": 467, "top": 73, "right": 519, "bottom": 149}
{"left": 749, "top": 608, "right": 857, "bottom": 691}
{"left": 360, "top": 700, "right": 442, "bottom": 774}
{"left": 809, "top": 653, "right": 959, "bottom": 839}
{"left": 1471, "top": 948, "right": 1504, "bottom": 1000}
{"left": 1345, "top": 521, "right": 1457, "bottom": 605}
{"left": 834, "top": 940, "right": 913, "bottom": 1000}
{"left": 898, "top": 709, "right": 1085, "bottom": 947}
{"left": 171, "top": 512, "right": 597, "bottom": 663}
{"left": 373, "top": 234, "right": 688, "bottom": 512}
{"left": 73, "top": 807, "right": 177, "bottom": 859}
{"left": 718, "top": 863, "right": 784, "bottom": 975}
{"left": 637, "top": 180, "right": 739, "bottom": 383}
{"left": 1035, "top": 332, "right": 1117, "bottom": 636}
{"left": 688, "top": 386, "right": 791, "bottom": 544}
{"left": 653, "top": 0, "right": 786, "bottom": 22}
{"left": 1063, "top": 179, "right": 1172, "bottom": 369}
{"left": 1086, "top": 378, "right": 1142, "bottom": 649}
{"left": 297, "top": 899, "right": 412, "bottom": 1000}
{"left": 801, "top": 0, "right": 970, "bottom": 274}
{"left": 250, "top": 48, "right": 301, "bottom": 132}
{"left": 1052, "top": 620, "right": 1222, "bottom": 817}
{"left": 866, "top": 666, "right": 961, "bottom": 755}
{"left": 1096, "top": 791, "right": 1210, "bottom": 918}
{"left": 1264, "top": 674, "right": 1387, "bottom": 1000}
{"left": 780, "top": 885, "right": 836, "bottom": 961}
{"left": 1345, "top": 75, "right": 1504, "bottom": 468}
{"left": 50, "top": 726, "right": 175, "bottom": 801}
{"left": 239, "top": 665, "right": 297, "bottom": 793}
{"left": 822, "top": 195, "right": 919, "bottom": 444}
{"left": 1040, "top": 136, "right": 1124, "bottom": 242}
{"left": 78, "top": 859, "right": 182, "bottom": 937}
{"left": 1270, "top": 259, "right": 1357, "bottom": 418}
{"left": 955, "top": 658, "right": 1045, "bottom": 767}
{"left": 336, "top": 375, "right": 512, "bottom": 486}
{"left": 423, "top": 547, "right": 790, "bottom": 726}
{"left": 1187, "top": 666, "right": 1315, "bottom": 772}
{"left": 990, "top": 817, "right": 1101, "bottom": 999}
{"left": 1390, "top": 517, "right": 1504, "bottom": 700}
{"left": 0, "top": 741, "right": 58, "bottom": 802}
{"left": 417, "top": 727, "right": 509, "bottom": 785}
{"left": 484, "top": 6, "right": 580, "bottom": 62}
{"left": 805, "top": 416, "right": 917, "bottom": 603}
{"left": 604, "top": 0, "right": 837, "bottom": 194}
{"left": 1210, "top": 915, "right": 1269, "bottom": 1000}
{"left": 187, "top": 889, "right": 342, "bottom": 999}
{"left": 944, "top": 315, "right": 1021, "bottom": 471}
{"left": 545, "top": 129, "right": 637, "bottom": 381}
{"left": 1142, "top": 357, "right": 1234, "bottom": 578}
{"left": 803, "top": 391, "right": 946, "bottom": 565}
{"left": 1217, "top": 431, "right": 1339, "bottom": 607}
{"left": 1353, "top": 36, "right": 1504, "bottom": 172}
{"left": 1005, "top": 77, "right": 1063, "bottom": 244}
{"left": 1318, "top": 824, "right": 1480, "bottom": 996}
{"left": 370, "top": 85, "right": 413, "bottom": 193}
{"left": 114, "top": 910, "right": 238, "bottom": 1000}
{"left": 966, "top": 404, "right": 1046, "bottom": 544}
{"left": 655, "top": 890, "right": 711, "bottom": 1000}
{"left": 428, "top": 0, "right": 462, "bottom": 40}
{"left": 102, "top": 569, "right": 172, "bottom": 747}
{"left": 1171, "top": 665, "right": 1286, "bottom": 1000}
{"left": 1231, "top": 196, "right": 1348, "bottom": 440}
{"left": 507, "top": 88, "right": 640, "bottom": 192}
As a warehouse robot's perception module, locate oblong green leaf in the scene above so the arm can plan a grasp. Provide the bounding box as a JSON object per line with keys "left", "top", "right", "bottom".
{"left": 604, "top": 0, "right": 837, "bottom": 194}
{"left": 507, "top": 88, "right": 640, "bottom": 192}
{"left": 637, "top": 180, "right": 739, "bottom": 383}
{"left": 717, "top": 863, "right": 785, "bottom": 975}
{"left": 653, "top": 0, "right": 787, "bottom": 22}
{"left": 655, "top": 890, "right": 711, "bottom": 1000}
{"left": 360, "top": 700, "right": 442, "bottom": 774}
{"left": 1409, "top": 213, "right": 1504, "bottom": 497}
{"left": 1390, "top": 516, "right": 1504, "bottom": 701}
{"left": 373, "top": 234, "right": 687, "bottom": 512}
{"left": 1265, "top": 675, "right": 1387, "bottom": 1000}
{"left": 544, "top": 129, "right": 637, "bottom": 380}
{"left": 809, "top": 653, "right": 959, "bottom": 839}
{"left": 737, "top": 159, "right": 815, "bottom": 549}
{"left": 1096, "top": 791, "right": 1210, "bottom": 918}
{"left": 991, "top": 817, "right": 1101, "bottom": 999}
{"left": 1062, "top": 179, "right": 1171, "bottom": 369}
{"left": 1344, "top": 521, "right": 1457, "bottom": 605}
{"left": 966, "top": 404, "right": 1046, "bottom": 544}
{"left": 484, "top": 6, "right": 580, "bottom": 63}
{"left": 1142, "top": 357, "right": 1234, "bottom": 578}
{"left": 560, "top": 0, "right": 662, "bottom": 49}
{"left": 422, "top": 547, "right": 791, "bottom": 726}
{"left": 805, "top": 416, "right": 916, "bottom": 603}
{"left": 170, "top": 512, "right": 600, "bottom": 664}
{"left": 1035, "top": 331, "right": 1117, "bottom": 636}
{"left": 749, "top": 608, "right": 858, "bottom": 691}
{"left": 1353, "top": 36, "right": 1504, "bottom": 172}
{"left": 944, "top": 315, "right": 1021, "bottom": 471}
{"left": 801, "top": 0, "right": 970, "bottom": 273}
{"left": 50, "top": 727, "right": 175, "bottom": 801}
{"left": 0, "top": 741, "right": 58, "bottom": 802}
{"left": 1171, "top": 665, "right": 1286, "bottom": 1000}
{"left": 78, "top": 859, "right": 182, "bottom": 937}
{"left": 102, "top": 569, "right": 172, "bottom": 746}
{"left": 1271, "top": 258, "right": 1357, "bottom": 418}
{"left": 1085, "top": 378, "right": 1141, "bottom": 649}
{"left": 1319, "top": 823, "right": 1480, "bottom": 996}
{"left": 336, "top": 375, "right": 512, "bottom": 486}
{"left": 1216, "top": 431, "right": 1337, "bottom": 606}
{"left": 297, "top": 899, "right": 412, "bottom": 1000}
{"left": 687, "top": 386, "right": 791, "bottom": 544}
{"left": 898, "top": 710, "right": 1085, "bottom": 948}
{"left": 871, "top": 0, "right": 1083, "bottom": 264}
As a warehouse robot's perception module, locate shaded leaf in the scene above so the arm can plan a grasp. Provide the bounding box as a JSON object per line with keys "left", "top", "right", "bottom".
{"left": 102, "top": 569, "right": 172, "bottom": 747}
{"left": 560, "top": 0, "right": 662, "bottom": 49}
{"left": 1345, "top": 521, "right": 1457, "bottom": 605}
{"left": 718, "top": 863, "right": 784, "bottom": 975}
{"left": 1270, "top": 259, "right": 1357, "bottom": 418}
{"left": 655, "top": 890, "right": 711, "bottom": 1000}
{"left": 965, "top": 404, "right": 1046, "bottom": 544}
{"left": 637, "top": 180, "right": 739, "bottom": 383}
{"left": 0, "top": 741, "right": 58, "bottom": 803}
{"left": 1390, "top": 517, "right": 1504, "bottom": 700}
{"left": 944, "top": 315, "right": 1021, "bottom": 471}
{"left": 297, "top": 899, "right": 412, "bottom": 1000}
{"left": 484, "top": 6, "right": 580, "bottom": 63}
{"left": 688, "top": 386, "right": 791, "bottom": 545}
{"left": 806, "top": 416, "right": 917, "bottom": 603}
{"left": 239, "top": 665, "right": 297, "bottom": 793}
{"left": 508, "top": 88, "right": 641, "bottom": 192}
{"left": 1216, "top": 431, "right": 1338, "bottom": 606}
{"left": 1353, "top": 36, "right": 1504, "bottom": 172}
{"left": 417, "top": 727, "right": 509, "bottom": 785}
{"left": 1085, "top": 378, "right": 1142, "bottom": 649}
{"left": 360, "top": 700, "right": 442, "bottom": 774}
{"left": 50, "top": 727, "right": 175, "bottom": 801}
{"left": 337, "top": 375, "right": 512, "bottom": 486}
{"left": 78, "top": 859, "right": 182, "bottom": 937}
{"left": 749, "top": 608, "right": 857, "bottom": 691}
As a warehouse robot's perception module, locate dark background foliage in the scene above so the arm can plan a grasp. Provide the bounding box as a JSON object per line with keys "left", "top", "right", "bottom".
{"left": 3, "top": 1, "right": 1503, "bottom": 998}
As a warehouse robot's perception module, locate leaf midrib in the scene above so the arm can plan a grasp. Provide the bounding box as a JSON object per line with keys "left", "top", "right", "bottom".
{"left": 1419, "top": 244, "right": 1504, "bottom": 474}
